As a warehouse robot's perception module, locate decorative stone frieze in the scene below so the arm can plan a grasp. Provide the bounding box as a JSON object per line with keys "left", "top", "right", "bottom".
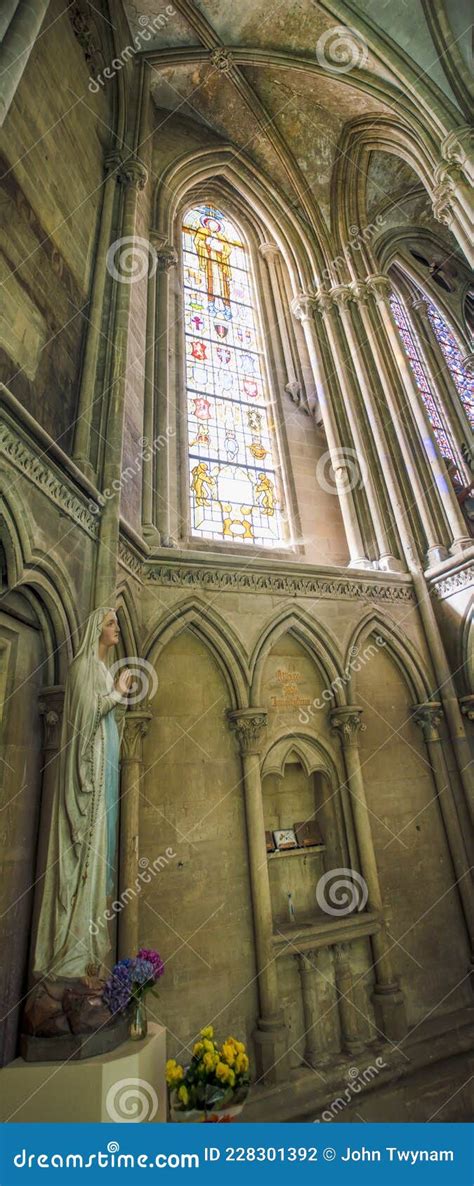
{"left": 430, "top": 565, "right": 474, "bottom": 599}
{"left": 0, "top": 421, "right": 99, "bottom": 539}
{"left": 118, "top": 539, "right": 144, "bottom": 579}
{"left": 145, "top": 562, "right": 415, "bottom": 601}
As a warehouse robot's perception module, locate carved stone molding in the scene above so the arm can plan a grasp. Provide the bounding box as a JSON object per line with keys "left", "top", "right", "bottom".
{"left": 459, "top": 695, "right": 474, "bottom": 722}
{"left": 118, "top": 539, "right": 144, "bottom": 580}
{"left": 38, "top": 687, "right": 65, "bottom": 751}
{"left": 210, "top": 48, "right": 234, "bottom": 73}
{"left": 430, "top": 565, "right": 474, "bottom": 599}
{"left": 412, "top": 701, "right": 443, "bottom": 742}
{"left": 0, "top": 421, "right": 99, "bottom": 539}
{"left": 119, "top": 159, "right": 148, "bottom": 190}
{"left": 145, "top": 563, "right": 415, "bottom": 602}
{"left": 228, "top": 708, "right": 267, "bottom": 755}
{"left": 156, "top": 246, "right": 178, "bottom": 273}
{"left": 121, "top": 709, "right": 152, "bottom": 762}
{"left": 330, "top": 707, "right": 365, "bottom": 746}
{"left": 259, "top": 241, "right": 281, "bottom": 261}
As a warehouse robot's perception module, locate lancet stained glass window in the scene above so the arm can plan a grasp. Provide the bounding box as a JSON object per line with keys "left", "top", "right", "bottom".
{"left": 424, "top": 299, "right": 474, "bottom": 429}
{"left": 182, "top": 204, "right": 285, "bottom": 546}
{"left": 389, "top": 293, "right": 462, "bottom": 482}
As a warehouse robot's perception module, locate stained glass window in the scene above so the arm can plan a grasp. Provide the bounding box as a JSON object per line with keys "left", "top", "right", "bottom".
{"left": 182, "top": 204, "right": 285, "bottom": 546}
{"left": 389, "top": 293, "right": 463, "bottom": 482}
{"left": 424, "top": 299, "right": 474, "bottom": 429}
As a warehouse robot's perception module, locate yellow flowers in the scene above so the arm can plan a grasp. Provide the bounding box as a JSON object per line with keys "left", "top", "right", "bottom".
{"left": 167, "top": 1028, "right": 249, "bottom": 1113}
{"left": 216, "top": 1061, "right": 236, "bottom": 1086}
{"left": 165, "top": 1059, "right": 184, "bottom": 1087}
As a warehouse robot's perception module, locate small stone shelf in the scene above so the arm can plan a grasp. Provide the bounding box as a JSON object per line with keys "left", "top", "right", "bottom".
{"left": 267, "top": 844, "right": 325, "bottom": 860}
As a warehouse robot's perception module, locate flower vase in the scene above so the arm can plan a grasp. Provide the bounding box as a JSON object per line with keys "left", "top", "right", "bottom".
{"left": 129, "top": 997, "right": 147, "bottom": 1040}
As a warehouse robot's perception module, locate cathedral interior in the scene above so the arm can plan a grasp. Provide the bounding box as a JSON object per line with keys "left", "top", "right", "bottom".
{"left": 0, "top": 0, "right": 473, "bottom": 1123}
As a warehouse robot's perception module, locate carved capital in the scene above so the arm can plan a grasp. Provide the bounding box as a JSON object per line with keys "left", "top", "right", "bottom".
{"left": 291, "top": 291, "right": 318, "bottom": 323}
{"left": 156, "top": 246, "right": 178, "bottom": 273}
{"left": 365, "top": 274, "right": 392, "bottom": 303}
{"left": 119, "top": 159, "right": 148, "bottom": 190}
{"left": 39, "top": 687, "right": 65, "bottom": 751}
{"left": 412, "top": 701, "right": 443, "bottom": 742}
{"left": 330, "top": 706, "right": 365, "bottom": 746}
{"left": 104, "top": 150, "right": 125, "bottom": 178}
{"left": 329, "top": 284, "right": 354, "bottom": 308}
{"left": 459, "top": 695, "right": 474, "bottom": 722}
{"left": 460, "top": 352, "right": 474, "bottom": 375}
{"left": 210, "top": 47, "right": 234, "bottom": 72}
{"left": 228, "top": 708, "right": 267, "bottom": 755}
{"left": 432, "top": 183, "right": 454, "bottom": 226}
{"left": 259, "top": 241, "right": 281, "bottom": 262}
{"left": 121, "top": 708, "right": 152, "bottom": 762}
{"left": 350, "top": 281, "right": 370, "bottom": 305}
{"left": 441, "top": 126, "right": 474, "bottom": 184}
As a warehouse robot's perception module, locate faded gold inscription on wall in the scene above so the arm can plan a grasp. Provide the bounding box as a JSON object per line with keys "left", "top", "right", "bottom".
{"left": 269, "top": 667, "right": 311, "bottom": 712}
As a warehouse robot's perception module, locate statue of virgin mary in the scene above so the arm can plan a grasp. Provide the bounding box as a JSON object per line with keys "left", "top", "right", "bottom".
{"left": 33, "top": 608, "right": 131, "bottom": 982}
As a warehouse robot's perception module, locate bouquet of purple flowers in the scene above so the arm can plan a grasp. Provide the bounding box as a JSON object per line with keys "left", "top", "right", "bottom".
{"left": 103, "top": 948, "right": 164, "bottom": 1014}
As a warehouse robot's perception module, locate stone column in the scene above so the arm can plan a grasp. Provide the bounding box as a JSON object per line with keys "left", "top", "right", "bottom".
{"left": 367, "top": 277, "right": 471, "bottom": 554}
{"left": 0, "top": 0, "right": 50, "bottom": 126}
{"left": 141, "top": 229, "right": 161, "bottom": 544}
{"left": 413, "top": 702, "right": 474, "bottom": 946}
{"left": 73, "top": 152, "right": 123, "bottom": 480}
{"left": 318, "top": 288, "right": 401, "bottom": 571}
{"left": 295, "top": 949, "right": 326, "bottom": 1067}
{"left": 355, "top": 277, "right": 449, "bottom": 566}
{"left": 154, "top": 246, "right": 178, "bottom": 547}
{"left": 333, "top": 943, "right": 364, "bottom": 1055}
{"left": 94, "top": 159, "right": 148, "bottom": 604}
{"left": 259, "top": 242, "right": 304, "bottom": 407}
{"left": 228, "top": 708, "right": 288, "bottom": 1082}
{"left": 291, "top": 293, "right": 371, "bottom": 569}
{"left": 432, "top": 165, "right": 474, "bottom": 268}
{"left": 330, "top": 707, "right": 407, "bottom": 1040}
{"left": 118, "top": 708, "right": 152, "bottom": 958}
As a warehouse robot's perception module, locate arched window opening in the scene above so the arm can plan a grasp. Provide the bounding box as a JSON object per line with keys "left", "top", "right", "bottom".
{"left": 182, "top": 203, "right": 287, "bottom": 547}
{"left": 424, "top": 299, "right": 474, "bottom": 429}
{"left": 389, "top": 292, "right": 463, "bottom": 482}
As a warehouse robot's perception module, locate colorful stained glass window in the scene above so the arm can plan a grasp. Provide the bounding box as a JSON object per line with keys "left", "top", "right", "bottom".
{"left": 424, "top": 299, "right": 474, "bottom": 429}
{"left": 389, "top": 293, "right": 463, "bottom": 482}
{"left": 182, "top": 204, "right": 285, "bottom": 546}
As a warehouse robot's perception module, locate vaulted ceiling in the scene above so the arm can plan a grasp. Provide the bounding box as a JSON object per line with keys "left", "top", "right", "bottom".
{"left": 123, "top": 0, "right": 471, "bottom": 283}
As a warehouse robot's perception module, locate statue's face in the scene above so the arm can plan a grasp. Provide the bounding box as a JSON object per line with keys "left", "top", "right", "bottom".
{"left": 100, "top": 611, "right": 120, "bottom": 649}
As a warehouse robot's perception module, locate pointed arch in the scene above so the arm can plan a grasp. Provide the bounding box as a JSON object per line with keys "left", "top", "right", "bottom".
{"left": 261, "top": 730, "right": 341, "bottom": 784}
{"left": 344, "top": 610, "right": 434, "bottom": 704}
{"left": 143, "top": 596, "right": 249, "bottom": 709}
{"left": 115, "top": 581, "right": 140, "bottom": 659}
{"left": 250, "top": 605, "right": 345, "bottom": 706}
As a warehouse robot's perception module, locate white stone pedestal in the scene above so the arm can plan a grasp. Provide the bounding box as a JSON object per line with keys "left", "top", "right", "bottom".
{"left": 0, "top": 1024, "right": 167, "bottom": 1122}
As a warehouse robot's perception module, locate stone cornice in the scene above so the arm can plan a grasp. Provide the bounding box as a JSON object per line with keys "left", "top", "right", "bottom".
{"left": 0, "top": 412, "right": 100, "bottom": 540}
{"left": 429, "top": 563, "right": 474, "bottom": 600}
{"left": 144, "top": 557, "right": 415, "bottom": 601}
